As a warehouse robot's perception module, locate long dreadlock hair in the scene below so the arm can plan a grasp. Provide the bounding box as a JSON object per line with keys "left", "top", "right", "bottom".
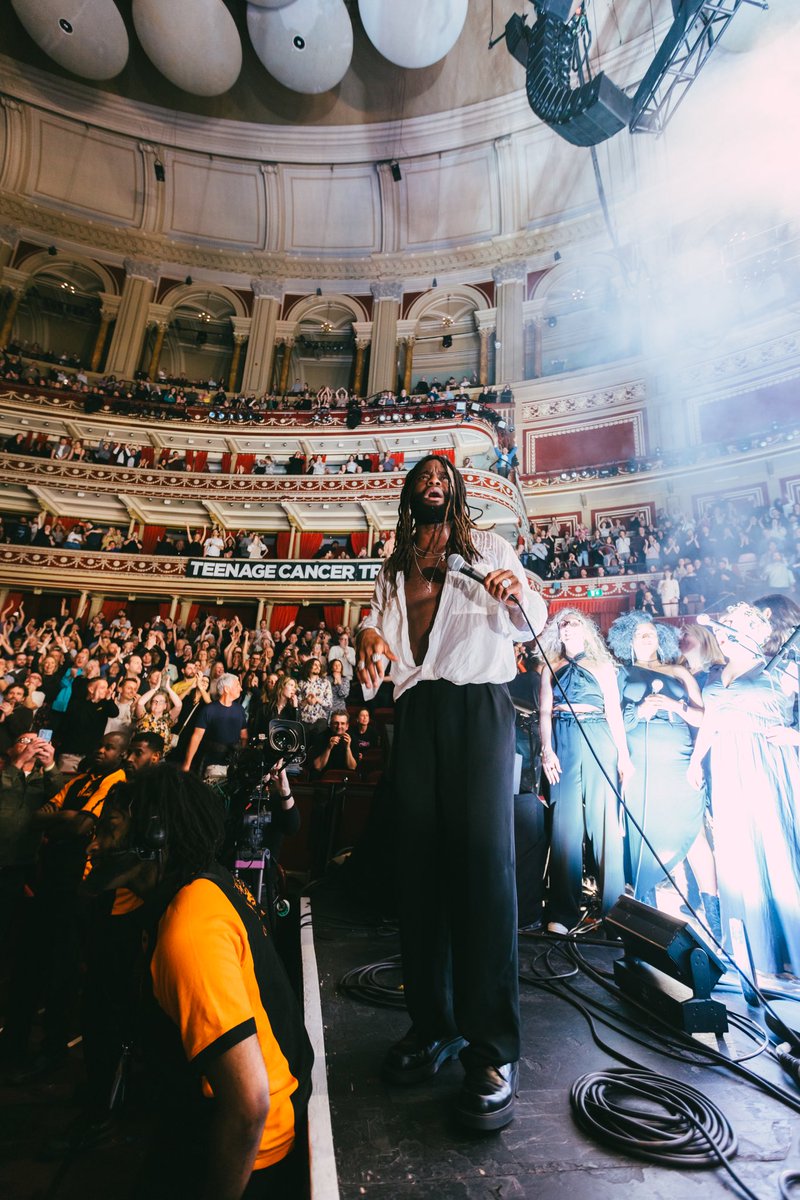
{"left": 384, "top": 454, "right": 478, "bottom": 590}
{"left": 112, "top": 763, "right": 225, "bottom": 882}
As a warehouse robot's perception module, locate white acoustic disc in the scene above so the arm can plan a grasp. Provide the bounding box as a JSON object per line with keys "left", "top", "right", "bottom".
{"left": 358, "top": 0, "right": 468, "bottom": 69}
{"left": 133, "top": 0, "right": 242, "bottom": 97}
{"left": 247, "top": 0, "right": 353, "bottom": 95}
{"left": 11, "top": 0, "right": 129, "bottom": 80}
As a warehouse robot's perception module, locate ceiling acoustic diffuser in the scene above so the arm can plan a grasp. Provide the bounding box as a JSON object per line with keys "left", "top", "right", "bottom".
{"left": 247, "top": 0, "right": 353, "bottom": 95}
{"left": 358, "top": 0, "right": 468, "bottom": 70}
{"left": 10, "top": 0, "right": 129, "bottom": 80}
{"left": 132, "top": 0, "right": 242, "bottom": 97}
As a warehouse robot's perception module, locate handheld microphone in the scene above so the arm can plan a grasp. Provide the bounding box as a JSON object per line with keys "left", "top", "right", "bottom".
{"left": 447, "top": 553, "right": 521, "bottom": 607}
{"left": 696, "top": 613, "right": 738, "bottom": 635}
{"left": 447, "top": 553, "right": 487, "bottom": 585}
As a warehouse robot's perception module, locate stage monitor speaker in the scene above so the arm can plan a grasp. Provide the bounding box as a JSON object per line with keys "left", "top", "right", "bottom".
{"left": 604, "top": 895, "right": 725, "bottom": 990}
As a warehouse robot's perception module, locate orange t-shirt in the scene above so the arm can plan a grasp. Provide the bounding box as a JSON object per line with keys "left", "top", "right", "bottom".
{"left": 150, "top": 878, "right": 302, "bottom": 1170}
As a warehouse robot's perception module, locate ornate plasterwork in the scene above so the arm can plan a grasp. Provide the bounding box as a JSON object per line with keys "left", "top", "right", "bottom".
{"left": 250, "top": 279, "right": 283, "bottom": 301}
{"left": 674, "top": 332, "right": 800, "bottom": 399}
{"left": 492, "top": 261, "right": 528, "bottom": 287}
{"left": 520, "top": 381, "right": 646, "bottom": 422}
{"left": 123, "top": 258, "right": 161, "bottom": 285}
{"left": 0, "top": 192, "right": 605, "bottom": 285}
{"left": 371, "top": 282, "right": 404, "bottom": 304}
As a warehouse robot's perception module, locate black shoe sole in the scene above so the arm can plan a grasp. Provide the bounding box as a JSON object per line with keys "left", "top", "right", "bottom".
{"left": 382, "top": 1036, "right": 466, "bottom": 1086}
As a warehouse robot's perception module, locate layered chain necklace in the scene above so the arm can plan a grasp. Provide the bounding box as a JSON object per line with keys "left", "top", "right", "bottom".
{"left": 411, "top": 540, "right": 447, "bottom": 592}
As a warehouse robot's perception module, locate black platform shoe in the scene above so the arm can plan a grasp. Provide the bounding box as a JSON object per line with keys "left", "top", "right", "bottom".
{"left": 455, "top": 1061, "right": 519, "bottom": 1131}
{"left": 382, "top": 1030, "right": 467, "bottom": 1085}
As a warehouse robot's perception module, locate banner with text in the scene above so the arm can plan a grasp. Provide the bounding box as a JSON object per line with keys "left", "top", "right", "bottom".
{"left": 185, "top": 558, "right": 382, "bottom": 584}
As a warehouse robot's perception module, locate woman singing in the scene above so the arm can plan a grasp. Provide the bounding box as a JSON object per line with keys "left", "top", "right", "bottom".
{"left": 606, "top": 613, "right": 716, "bottom": 926}
{"left": 538, "top": 609, "right": 633, "bottom": 934}
{"left": 688, "top": 603, "right": 800, "bottom": 975}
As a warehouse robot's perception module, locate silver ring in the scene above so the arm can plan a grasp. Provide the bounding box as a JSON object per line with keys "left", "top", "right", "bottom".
{"left": 502, "top": 578, "right": 512, "bottom": 589}
{"left": 371, "top": 652, "right": 381, "bottom": 663}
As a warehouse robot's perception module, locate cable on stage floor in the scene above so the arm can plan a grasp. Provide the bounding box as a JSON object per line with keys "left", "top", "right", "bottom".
{"left": 338, "top": 954, "right": 405, "bottom": 1009}
{"left": 569, "top": 1068, "right": 758, "bottom": 1195}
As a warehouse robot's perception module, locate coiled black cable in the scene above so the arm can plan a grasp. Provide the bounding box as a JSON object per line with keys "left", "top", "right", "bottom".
{"left": 570, "top": 1069, "right": 748, "bottom": 1183}
{"left": 338, "top": 954, "right": 405, "bottom": 1009}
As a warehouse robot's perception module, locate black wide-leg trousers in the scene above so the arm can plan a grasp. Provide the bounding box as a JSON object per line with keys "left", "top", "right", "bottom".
{"left": 390, "top": 679, "right": 520, "bottom": 1067}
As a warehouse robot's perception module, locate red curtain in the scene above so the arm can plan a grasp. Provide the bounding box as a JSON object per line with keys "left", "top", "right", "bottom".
{"left": 437, "top": 448, "right": 455, "bottom": 463}
{"left": 275, "top": 532, "right": 292, "bottom": 558}
{"left": 193, "top": 451, "right": 208, "bottom": 472}
{"left": 299, "top": 533, "right": 323, "bottom": 558}
{"left": 139, "top": 446, "right": 155, "bottom": 465}
{"left": 236, "top": 454, "right": 256, "bottom": 474}
{"left": 270, "top": 604, "right": 299, "bottom": 632}
{"left": 349, "top": 532, "right": 369, "bottom": 556}
{"left": 220, "top": 452, "right": 232, "bottom": 473}
{"left": 99, "top": 598, "right": 122, "bottom": 622}
{"left": 141, "top": 525, "right": 165, "bottom": 553}
{"left": 184, "top": 449, "right": 195, "bottom": 470}
{"left": 323, "top": 605, "right": 344, "bottom": 629}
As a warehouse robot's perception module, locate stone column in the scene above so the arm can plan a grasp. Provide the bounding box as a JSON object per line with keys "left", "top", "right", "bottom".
{"left": 402, "top": 337, "right": 415, "bottom": 392}
{"left": 0, "top": 224, "right": 17, "bottom": 271}
{"left": 278, "top": 338, "right": 295, "bottom": 396}
{"left": 492, "top": 261, "right": 527, "bottom": 386}
{"left": 105, "top": 259, "right": 160, "bottom": 379}
{"left": 0, "top": 267, "right": 28, "bottom": 346}
{"left": 352, "top": 322, "right": 372, "bottom": 397}
{"left": 87, "top": 594, "right": 106, "bottom": 620}
{"left": 242, "top": 280, "right": 282, "bottom": 395}
{"left": 367, "top": 282, "right": 403, "bottom": 396}
{"left": 228, "top": 329, "right": 248, "bottom": 393}
{"left": 474, "top": 310, "right": 497, "bottom": 387}
{"left": 90, "top": 294, "right": 121, "bottom": 373}
{"left": 342, "top": 599, "right": 351, "bottom": 629}
{"left": 255, "top": 598, "right": 265, "bottom": 626}
{"left": 168, "top": 595, "right": 179, "bottom": 621}
{"left": 148, "top": 320, "right": 169, "bottom": 380}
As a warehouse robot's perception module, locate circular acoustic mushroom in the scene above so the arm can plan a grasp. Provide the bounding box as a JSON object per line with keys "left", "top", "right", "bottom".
{"left": 10, "top": 0, "right": 129, "bottom": 80}
{"left": 246, "top": 0, "right": 353, "bottom": 95}
{"left": 132, "top": 0, "right": 242, "bottom": 97}
{"left": 358, "top": 0, "right": 468, "bottom": 69}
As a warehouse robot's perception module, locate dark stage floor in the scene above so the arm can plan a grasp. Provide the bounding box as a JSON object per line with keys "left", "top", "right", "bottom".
{"left": 3, "top": 874, "right": 800, "bottom": 1200}
{"left": 310, "top": 873, "right": 800, "bottom": 1200}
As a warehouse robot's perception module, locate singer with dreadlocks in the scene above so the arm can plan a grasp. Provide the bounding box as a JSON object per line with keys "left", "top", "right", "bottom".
{"left": 356, "top": 454, "right": 547, "bottom": 1131}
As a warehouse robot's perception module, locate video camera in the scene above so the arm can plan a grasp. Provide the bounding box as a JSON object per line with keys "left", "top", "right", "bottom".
{"left": 232, "top": 720, "right": 306, "bottom": 858}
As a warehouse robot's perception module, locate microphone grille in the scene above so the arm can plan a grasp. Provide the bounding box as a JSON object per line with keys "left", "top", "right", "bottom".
{"left": 447, "top": 553, "right": 465, "bottom": 572}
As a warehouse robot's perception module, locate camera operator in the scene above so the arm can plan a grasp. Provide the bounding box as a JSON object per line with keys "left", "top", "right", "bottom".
{"left": 311, "top": 712, "right": 357, "bottom": 778}
{"left": 86, "top": 765, "right": 313, "bottom": 1200}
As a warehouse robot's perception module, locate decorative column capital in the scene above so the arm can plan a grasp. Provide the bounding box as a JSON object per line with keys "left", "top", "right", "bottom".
{"left": 0, "top": 224, "right": 18, "bottom": 248}
{"left": 492, "top": 261, "right": 528, "bottom": 287}
{"left": 123, "top": 258, "right": 161, "bottom": 286}
{"left": 371, "top": 281, "right": 404, "bottom": 304}
{"left": 251, "top": 278, "right": 283, "bottom": 301}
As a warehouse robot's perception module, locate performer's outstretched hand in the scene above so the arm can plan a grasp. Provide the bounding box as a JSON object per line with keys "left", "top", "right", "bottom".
{"left": 483, "top": 568, "right": 523, "bottom": 609}
{"left": 356, "top": 628, "right": 397, "bottom": 689}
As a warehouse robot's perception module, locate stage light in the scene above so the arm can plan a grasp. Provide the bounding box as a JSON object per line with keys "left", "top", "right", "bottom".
{"left": 605, "top": 896, "right": 728, "bottom": 1035}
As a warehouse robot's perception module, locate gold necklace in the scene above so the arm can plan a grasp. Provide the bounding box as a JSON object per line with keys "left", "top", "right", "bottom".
{"left": 411, "top": 542, "right": 446, "bottom": 593}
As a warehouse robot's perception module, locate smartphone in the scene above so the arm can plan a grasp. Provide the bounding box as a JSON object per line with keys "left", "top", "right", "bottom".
{"left": 38, "top": 729, "right": 53, "bottom": 742}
